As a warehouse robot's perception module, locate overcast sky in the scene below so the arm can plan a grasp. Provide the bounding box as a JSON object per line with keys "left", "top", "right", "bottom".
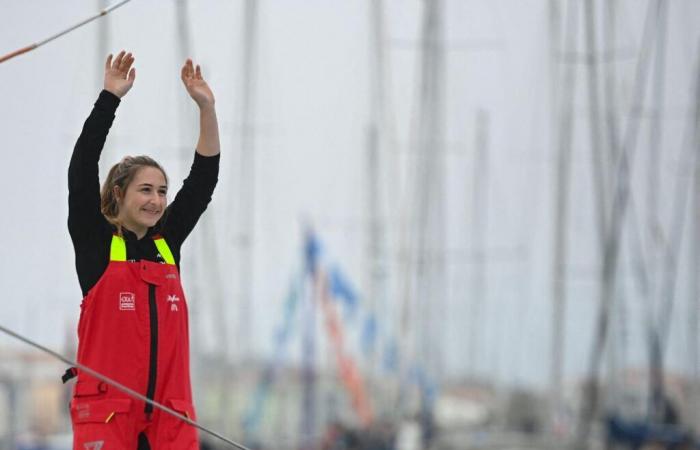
{"left": 1, "top": 0, "right": 699, "bottom": 390}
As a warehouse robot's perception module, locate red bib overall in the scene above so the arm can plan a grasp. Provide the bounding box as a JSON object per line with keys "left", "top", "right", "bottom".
{"left": 71, "top": 235, "right": 199, "bottom": 449}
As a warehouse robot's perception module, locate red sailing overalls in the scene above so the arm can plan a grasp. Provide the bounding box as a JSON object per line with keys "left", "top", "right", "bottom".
{"left": 70, "top": 234, "right": 199, "bottom": 449}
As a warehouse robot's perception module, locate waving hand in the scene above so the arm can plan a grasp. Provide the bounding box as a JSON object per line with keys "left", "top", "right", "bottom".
{"left": 104, "top": 50, "right": 136, "bottom": 98}
{"left": 181, "top": 59, "right": 215, "bottom": 108}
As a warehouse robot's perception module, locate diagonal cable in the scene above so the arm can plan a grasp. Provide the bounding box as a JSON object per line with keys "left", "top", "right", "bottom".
{"left": 0, "top": 323, "right": 251, "bottom": 450}
{"left": 0, "top": 0, "right": 133, "bottom": 64}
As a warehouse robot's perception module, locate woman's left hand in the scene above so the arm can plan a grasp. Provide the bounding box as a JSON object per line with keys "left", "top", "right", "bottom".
{"left": 181, "top": 59, "right": 215, "bottom": 108}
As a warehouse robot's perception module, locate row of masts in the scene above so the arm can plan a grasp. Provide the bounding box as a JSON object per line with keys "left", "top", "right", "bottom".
{"left": 91, "top": 1, "right": 700, "bottom": 448}
{"left": 549, "top": 0, "right": 700, "bottom": 447}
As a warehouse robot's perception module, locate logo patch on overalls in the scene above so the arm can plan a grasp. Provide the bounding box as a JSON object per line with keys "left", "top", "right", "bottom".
{"left": 167, "top": 294, "right": 180, "bottom": 311}
{"left": 84, "top": 441, "right": 104, "bottom": 450}
{"left": 119, "top": 292, "right": 135, "bottom": 311}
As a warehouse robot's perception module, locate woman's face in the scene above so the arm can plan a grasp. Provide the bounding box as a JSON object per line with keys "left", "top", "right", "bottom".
{"left": 116, "top": 166, "right": 168, "bottom": 237}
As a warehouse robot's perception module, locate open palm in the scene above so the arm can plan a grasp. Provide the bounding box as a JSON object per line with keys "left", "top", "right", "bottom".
{"left": 181, "top": 59, "right": 215, "bottom": 107}
{"left": 104, "top": 51, "right": 135, "bottom": 98}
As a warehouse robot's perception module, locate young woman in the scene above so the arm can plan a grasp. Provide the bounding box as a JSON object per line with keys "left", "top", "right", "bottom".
{"left": 67, "top": 50, "right": 220, "bottom": 450}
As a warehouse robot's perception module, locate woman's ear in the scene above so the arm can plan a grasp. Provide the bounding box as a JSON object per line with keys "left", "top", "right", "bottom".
{"left": 113, "top": 185, "right": 122, "bottom": 203}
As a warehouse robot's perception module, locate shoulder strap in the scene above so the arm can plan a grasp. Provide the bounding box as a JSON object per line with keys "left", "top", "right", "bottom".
{"left": 153, "top": 237, "right": 176, "bottom": 265}
{"left": 109, "top": 235, "right": 127, "bottom": 261}
{"left": 109, "top": 234, "right": 176, "bottom": 265}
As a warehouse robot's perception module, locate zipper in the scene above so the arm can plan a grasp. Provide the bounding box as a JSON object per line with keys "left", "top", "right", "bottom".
{"left": 145, "top": 283, "right": 158, "bottom": 417}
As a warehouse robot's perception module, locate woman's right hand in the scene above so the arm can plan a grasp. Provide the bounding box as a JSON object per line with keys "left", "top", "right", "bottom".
{"left": 104, "top": 50, "right": 136, "bottom": 98}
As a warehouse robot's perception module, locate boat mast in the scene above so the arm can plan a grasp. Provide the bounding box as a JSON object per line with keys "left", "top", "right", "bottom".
{"left": 549, "top": 0, "right": 578, "bottom": 436}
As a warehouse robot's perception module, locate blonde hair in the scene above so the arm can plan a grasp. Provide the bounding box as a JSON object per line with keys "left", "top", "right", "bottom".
{"left": 100, "top": 155, "right": 168, "bottom": 235}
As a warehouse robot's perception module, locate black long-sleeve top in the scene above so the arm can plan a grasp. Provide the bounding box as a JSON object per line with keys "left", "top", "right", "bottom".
{"left": 68, "top": 90, "right": 219, "bottom": 296}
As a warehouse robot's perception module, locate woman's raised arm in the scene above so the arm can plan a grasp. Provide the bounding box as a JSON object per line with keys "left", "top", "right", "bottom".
{"left": 181, "top": 59, "right": 220, "bottom": 157}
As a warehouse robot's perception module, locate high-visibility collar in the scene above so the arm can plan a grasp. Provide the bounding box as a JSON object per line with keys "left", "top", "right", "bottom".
{"left": 109, "top": 234, "right": 176, "bottom": 265}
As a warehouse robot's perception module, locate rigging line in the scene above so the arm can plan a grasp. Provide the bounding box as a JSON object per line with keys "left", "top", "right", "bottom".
{"left": 575, "top": 0, "right": 661, "bottom": 447}
{"left": 0, "top": 0, "right": 133, "bottom": 64}
{"left": 0, "top": 322, "right": 251, "bottom": 450}
{"left": 657, "top": 41, "right": 700, "bottom": 353}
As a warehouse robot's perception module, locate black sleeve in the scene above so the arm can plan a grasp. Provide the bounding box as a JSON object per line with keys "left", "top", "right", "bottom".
{"left": 161, "top": 152, "right": 220, "bottom": 258}
{"left": 68, "top": 90, "right": 120, "bottom": 243}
